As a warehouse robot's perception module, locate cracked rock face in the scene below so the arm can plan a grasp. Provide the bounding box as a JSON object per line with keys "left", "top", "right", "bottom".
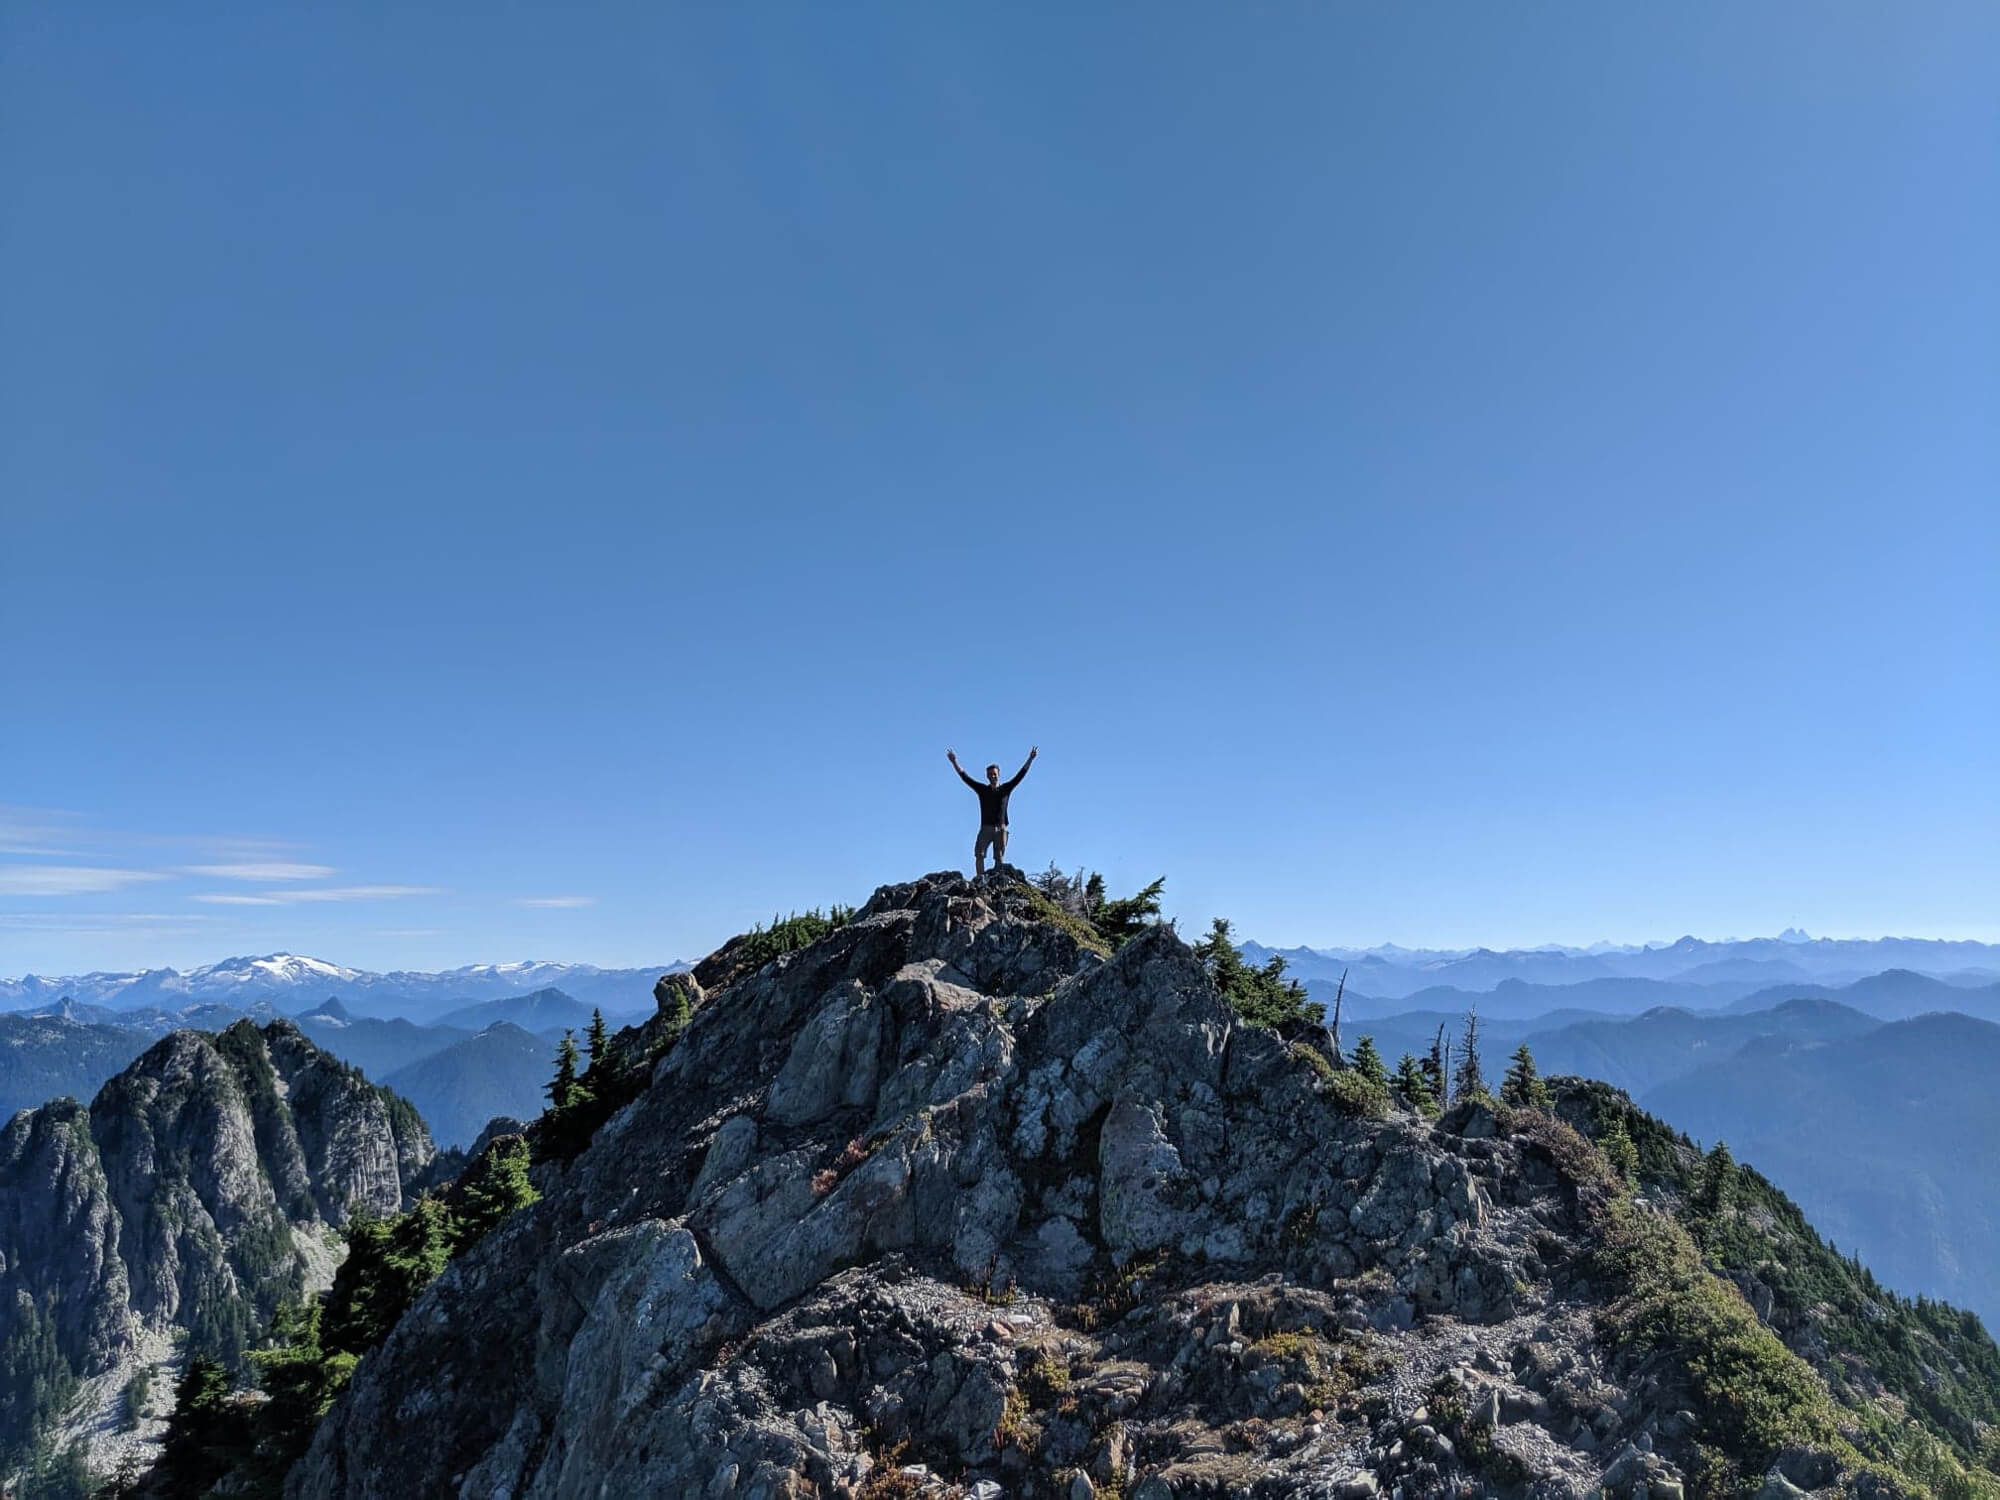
{"left": 0, "top": 1019, "right": 434, "bottom": 1429}
{"left": 286, "top": 874, "right": 1832, "bottom": 1500}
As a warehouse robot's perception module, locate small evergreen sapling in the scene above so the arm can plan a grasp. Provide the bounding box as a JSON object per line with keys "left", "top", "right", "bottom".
{"left": 1501, "top": 1043, "right": 1552, "bottom": 1111}
{"left": 1694, "top": 1140, "right": 1738, "bottom": 1220}
{"left": 546, "top": 1031, "right": 591, "bottom": 1114}
{"left": 1601, "top": 1116, "right": 1640, "bottom": 1184}
{"left": 1351, "top": 1035, "right": 1388, "bottom": 1090}
{"left": 1395, "top": 1053, "right": 1440, "bottom": 1116}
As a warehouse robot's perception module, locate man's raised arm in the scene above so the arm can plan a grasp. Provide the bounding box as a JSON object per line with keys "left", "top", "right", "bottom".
{"left": 946, "top": 749, "right": 982, "bottom": 790}
{"left": 1002, "top": 746, "right": 1039, "bottom": 791}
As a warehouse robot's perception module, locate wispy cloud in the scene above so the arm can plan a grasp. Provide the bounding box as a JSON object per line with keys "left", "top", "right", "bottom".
{"left": 0, "top": 911, "right": 216, "bottom": 941}
{"left": 183, "top": 862, "right": 337, "bottom": 881}
{"left": 0, "top": 809, "right": 89, "bottom": 857}
{"left": 0, "top": 807, "right": 307, "bottom": 861}
{"left": 192, "top": 884, "right": 442, "bottom": 906}
{"left": 0, "top": 866, "right": 168, "bottom": 896}
{"left": 289, "top": 885, "right": 441, "bottom": 902}
{"left": 0, "top": 911, "right": 215, "bottom": 929}
{"left": 514, "top": 896, "right": 595, "bottom": 909}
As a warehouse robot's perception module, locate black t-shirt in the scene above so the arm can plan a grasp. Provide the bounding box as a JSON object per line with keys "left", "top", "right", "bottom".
{"left": 960, "top": 765, "right": 1027, "bottom": 826}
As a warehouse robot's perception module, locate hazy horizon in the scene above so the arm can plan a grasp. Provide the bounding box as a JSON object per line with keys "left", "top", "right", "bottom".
{"left": 8, "top": 918, "right": 2000, "bottom": 987}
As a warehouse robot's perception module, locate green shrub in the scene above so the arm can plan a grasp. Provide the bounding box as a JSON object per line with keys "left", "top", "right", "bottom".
{"left": 1594, "top": 1197, "right": 1839, "bottom": 1470}
{"left": 122, "top": 1364, "right": 152, "bottom": 1431}
{"left": 1561, "top": 1078, "right": 2000, "bottom": 1479}
{"left": 1328, "top": 1068, "right": 1390, "bottom": 1119}
{"left": 1020, "top": 885, "right": 1112, "bottom": 958}
{"left": 1601, "top": 1118, "right": 1639, "bottom": 1184}
{"left": 735, "top": 907, "right": 857, "bottom": 970}
{"left": 1290, "top": 1042, "right": 1338, "bottom": 1085}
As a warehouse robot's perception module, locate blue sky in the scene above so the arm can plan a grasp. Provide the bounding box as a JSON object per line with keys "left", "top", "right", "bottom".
{"left": 4, "top": 3, "right": 1996, "bottom": 975}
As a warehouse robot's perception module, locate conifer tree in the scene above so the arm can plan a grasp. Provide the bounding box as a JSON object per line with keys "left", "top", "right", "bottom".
{"left": 1351, "top": 1035, "right": 1388, "bottom": 1089}
{"left": 1694, "top": 1140, "right": 1737, "bottom": 1220}
{"left": 1601, "top": 1116, "right": 1639, "bottom": 1184}
{"left": 547, "top": 1031, "right": 583, "bottom": 1113}
{"left": 157, "top": 1356, "right": 238, "bottom": 1495}
{"left": 1423, "top": 1024, "right": 1447, "bottom": 1108}
{"left": 654, "top": 975, "right": 694, "bottom": 1050}
{"left": 1195, "top": 918, "right": 1250, "bottom": 997}
{"left": 1195, "top": 918, "right": 1320, "bottom": 1031}
{"left": 1394, "top": 1053, "right": 1439, "bottom": 1116}
{"left": 1501, "top": 1043, "right": 1551, "bottom": 1110}
{"left": 455, "top": 1136, "right": 540, "bottom": 1247}
{"left": 1452, "top": 1006, "right": 1486, "bottom": 1102}
{"left": 1091, "top": 876, "right": 1166, "bottom": 950}
{"left": 585, "top": 1008, "right": 608, "bottom": 1073}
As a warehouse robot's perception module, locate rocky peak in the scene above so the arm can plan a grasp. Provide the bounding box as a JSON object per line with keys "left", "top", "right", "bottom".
{"left": 0, "top": 1020, "right": 434, "bottom": 1472}
{"left": 287, "top": 871, "right": 1986, "bottom": 1500}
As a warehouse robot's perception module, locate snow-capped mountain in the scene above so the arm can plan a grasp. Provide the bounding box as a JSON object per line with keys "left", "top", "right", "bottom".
{"left": 0, "top": 953, "right": 686, "bottom": 1023}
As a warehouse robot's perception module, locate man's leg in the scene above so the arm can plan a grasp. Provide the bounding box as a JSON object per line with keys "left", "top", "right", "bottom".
{"left": 974, "top": 826, "right": 991, "bottom": 875}
{"left": 993, "top": 826, "right": 1009, "bottom": 870}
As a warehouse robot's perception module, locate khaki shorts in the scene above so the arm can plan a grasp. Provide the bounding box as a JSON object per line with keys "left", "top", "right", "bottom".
{"left": 975, "top": 824, "right": 1009, "bottom": 861}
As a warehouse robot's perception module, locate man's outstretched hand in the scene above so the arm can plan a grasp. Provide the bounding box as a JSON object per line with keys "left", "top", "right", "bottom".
{"left": 946, "top": 749, "right": 959, "bottom": 765}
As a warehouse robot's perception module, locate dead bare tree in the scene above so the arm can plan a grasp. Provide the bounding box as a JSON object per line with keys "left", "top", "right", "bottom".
{"left": 1326, "top": 967, "right": 1348, "bottom": 1064}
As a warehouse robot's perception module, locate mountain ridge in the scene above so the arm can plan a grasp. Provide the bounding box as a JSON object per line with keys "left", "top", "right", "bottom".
{"left": 0, "top": 1018, "right": 435, "bottom": 1478}
{"left": 271, "top": 870, "right": 2000, "bottom": 1500}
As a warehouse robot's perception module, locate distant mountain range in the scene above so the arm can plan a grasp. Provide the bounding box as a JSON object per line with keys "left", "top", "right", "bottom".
{"left": 1, "top": 986, "right": 585, "bottom": 1149}
{"left": 0, "top": 952, "right": 682, "bottom": 1023}
{"left": 1246, "top": 930, "right": 2000, "bottom": 1001}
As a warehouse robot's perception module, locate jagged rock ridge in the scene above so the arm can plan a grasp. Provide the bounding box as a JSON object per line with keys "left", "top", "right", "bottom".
{"left": 0, "top": 1019, "right": 433, "bottom": 1470}
{"left": 289, "top": 873, "right": 1986, "bottom": 1500}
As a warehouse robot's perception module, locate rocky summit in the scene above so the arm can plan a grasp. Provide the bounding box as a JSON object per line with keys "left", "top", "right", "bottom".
{"left": 280, "top": 869, "right": 1985, "bottom": 1500}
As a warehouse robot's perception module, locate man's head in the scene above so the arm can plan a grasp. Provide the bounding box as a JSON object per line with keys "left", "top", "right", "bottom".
{"left": 986, "top": 764, "right": 1001, "bottom": 784}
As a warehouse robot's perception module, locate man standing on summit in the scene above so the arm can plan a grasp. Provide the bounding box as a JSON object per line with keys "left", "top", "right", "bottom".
{"left": 948, "top": 746, "right": 1037, "bottom": 875}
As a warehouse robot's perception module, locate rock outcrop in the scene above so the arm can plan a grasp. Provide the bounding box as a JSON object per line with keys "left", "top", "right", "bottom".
{"left": 286, "top": 873, "right": 1936, "bottom": 1500}
{"left": 0, "top": 1019, "right": 432, "bottom": 1468}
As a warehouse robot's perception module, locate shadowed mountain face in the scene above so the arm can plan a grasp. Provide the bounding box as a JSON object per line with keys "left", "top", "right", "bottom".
{"left": 0, "top": 1020, "right": 433, "bottom": 1471}
{"left": 1720, "top": 969, "right": 2000, "bottom": 1021}
{"left": 293, "top": 999, "right": 474, "bottom": 1081}
{"left": 433, "top": 986, "right": 600, "bottom": 1035}
{"left": 1519, "top": 998, "right": 1882, "bottom": 1098}
{"left": 380, "top": 1021, "right": 555, "bottom": 1150}
{"left": 0, "top": 1012, "right": 152, "bottom": 1121}
{"left": 283, "top": 872, "right": 1998, "bottom": 1500}
{"left": 1644, "top": 1012, "right": 2000, "bottom": 1325}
